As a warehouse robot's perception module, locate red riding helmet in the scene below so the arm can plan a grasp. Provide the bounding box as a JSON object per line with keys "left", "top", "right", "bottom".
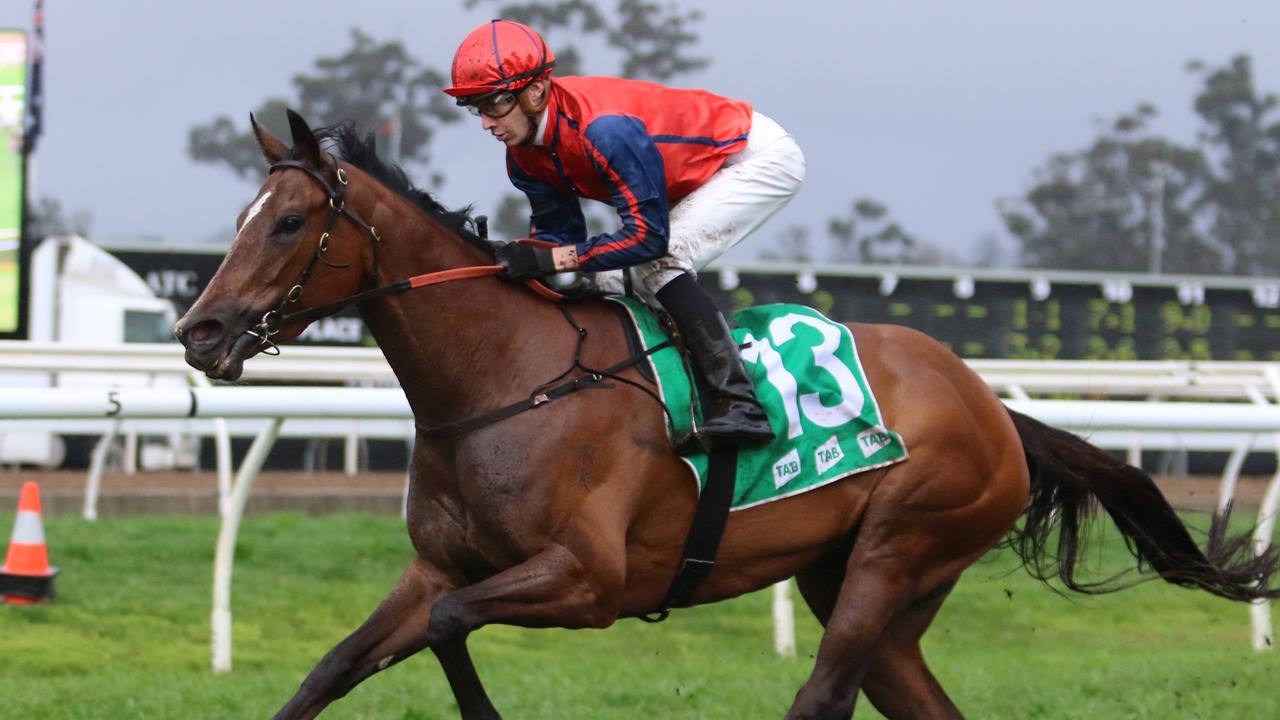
{"left": 443, "top": 20, "right": 556, "bottom": 97}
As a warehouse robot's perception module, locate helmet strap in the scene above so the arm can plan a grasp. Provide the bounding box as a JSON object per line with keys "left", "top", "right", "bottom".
{"left": 516, "top": 81, "right": 549, "bottom": 146}
{"left": 519, "top": 112, "right": 541, "bottom": 147}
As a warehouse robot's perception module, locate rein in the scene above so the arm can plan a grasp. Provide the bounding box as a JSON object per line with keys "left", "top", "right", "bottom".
{"left": 275, "top": 264, "right": 562, "bottom": 330}
{"left": 247, "top": 157, "right": 561, "bottom": 354}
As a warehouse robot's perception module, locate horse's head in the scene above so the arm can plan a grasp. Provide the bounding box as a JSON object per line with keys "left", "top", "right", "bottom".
{"left": 175, "top": 110, "right": 381, "bottom": 380}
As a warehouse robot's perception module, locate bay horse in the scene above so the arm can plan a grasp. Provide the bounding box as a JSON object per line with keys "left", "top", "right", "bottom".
{"left": 174, "top": 110, "right": 1280, "bottom": 720}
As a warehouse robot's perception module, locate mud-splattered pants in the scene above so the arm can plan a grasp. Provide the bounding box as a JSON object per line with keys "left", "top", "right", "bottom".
{"left": 590, "top": 112, "right": 806, "bottom": 305}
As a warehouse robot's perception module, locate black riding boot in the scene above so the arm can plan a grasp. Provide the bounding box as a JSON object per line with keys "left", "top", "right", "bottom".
{"left": 656, "top": 273, "right": 775, "bottom": 452}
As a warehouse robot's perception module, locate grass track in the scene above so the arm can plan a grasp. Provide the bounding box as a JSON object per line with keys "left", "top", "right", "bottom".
{"left": 0, "top": 512, "right": 1276, "bottom": 719}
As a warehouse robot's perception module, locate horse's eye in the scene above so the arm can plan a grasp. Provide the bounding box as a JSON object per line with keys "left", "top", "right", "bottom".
{"left": 274, "top": 215, "right": 305, "bottom": 235}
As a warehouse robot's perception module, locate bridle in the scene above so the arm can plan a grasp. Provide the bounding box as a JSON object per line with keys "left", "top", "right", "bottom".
{"left": 245, "top": 157, "right": 381, "bottom": 353}
{"left": 244, "top": 156, "right": 560, "bottom": 354}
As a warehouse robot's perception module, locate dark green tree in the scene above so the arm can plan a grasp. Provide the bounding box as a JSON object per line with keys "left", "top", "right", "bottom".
{"left": 188, "top": 29, "right": 461, "bottom": 183}
{"left": 190, "top": 4, "right": 709, "bottom": 241}
{"left": 1000, "top": 104, "right": 1218, "bottom": 273}
{"left": 1003, "top": 55, "right": 1280, "bottom": 276}
{"left": 1189, "top": 54, "right": 1280, "bottom": 275}
{"left": 827, "top": 198, "right": 921, "bottom": 264}
{"left": 465, "top": 0, "right": 709, "bottom": 80}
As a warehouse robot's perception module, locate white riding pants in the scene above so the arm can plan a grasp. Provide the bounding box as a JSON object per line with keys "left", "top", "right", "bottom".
{"left": 591, "top": 111, "right": 806, "bottom": 305}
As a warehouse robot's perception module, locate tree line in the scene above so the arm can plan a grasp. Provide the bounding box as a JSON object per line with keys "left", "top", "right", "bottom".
{"left": 1002, "top": 56, "right": 1280, "bottom": 277}
{"left": 42, "top": 1, "right": 1280, "bottom": 277}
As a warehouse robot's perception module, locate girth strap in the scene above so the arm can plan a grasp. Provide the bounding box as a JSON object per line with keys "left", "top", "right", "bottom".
{"left": 639, "top": 315, "right": 741, "bottom": 622}
{"left": 639, "top": 446, "right": 738, "bottom": 623}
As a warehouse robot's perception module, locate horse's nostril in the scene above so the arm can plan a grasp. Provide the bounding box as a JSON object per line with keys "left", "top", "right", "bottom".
{"left": 188, "top": 320, "right": 223, "bottom": 344}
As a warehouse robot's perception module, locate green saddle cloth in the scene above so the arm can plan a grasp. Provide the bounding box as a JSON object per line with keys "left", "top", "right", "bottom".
{"left": 610, "top": 298, "right": 909, "bottom": 510}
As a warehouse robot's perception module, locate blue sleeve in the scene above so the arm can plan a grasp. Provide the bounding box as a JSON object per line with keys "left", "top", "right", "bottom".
{"left": 506, "top": 154, "right": 586, "bottom": 245}
{"left": 575, "top": 115, "right": 670, "bottom": 272}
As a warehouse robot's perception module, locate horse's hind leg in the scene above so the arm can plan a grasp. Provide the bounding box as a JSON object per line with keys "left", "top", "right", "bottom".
{"left": 795, "top": 562, "right": 961, "bottom": 719}
{"left": 861, "top": 584, "right": 962, "bottom": 720}
{"left": 273, "top": 557, "right": 499, "bottom": 720}
{"left": 786, "top": 495, "right": 1012, "bottom": 720}
{"left": 785, "top": 549, "right": 920, "bottom": 719}
{"left": 793, "top": 545, "right": 853, "bottom": 625}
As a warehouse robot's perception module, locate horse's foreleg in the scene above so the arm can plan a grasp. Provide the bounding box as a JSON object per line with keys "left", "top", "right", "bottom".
{"left": 273, "top": 557, "right": 498, "bottom": 720}
{"left": 425, "top": 542, "right": 621, "bottom": 645}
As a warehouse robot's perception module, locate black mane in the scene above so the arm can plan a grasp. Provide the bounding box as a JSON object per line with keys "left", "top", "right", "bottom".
{"left": 316, "top": 122, "right": 494, "bottom": 259}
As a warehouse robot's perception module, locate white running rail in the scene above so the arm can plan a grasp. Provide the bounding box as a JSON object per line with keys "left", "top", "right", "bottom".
{"left": 1, "top": 344, "right": 1278, "bottom": 665}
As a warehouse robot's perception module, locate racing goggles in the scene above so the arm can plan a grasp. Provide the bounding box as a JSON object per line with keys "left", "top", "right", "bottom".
{"left": 460, "top": 89, "right": 522, "bottom": 119}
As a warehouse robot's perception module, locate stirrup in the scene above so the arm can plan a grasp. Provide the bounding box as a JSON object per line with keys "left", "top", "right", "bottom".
{"left": 674, "top": 428, "right": 713, "bottom": 456}
{"left": 674, "top": 423, "right": 774, "bottom": 455}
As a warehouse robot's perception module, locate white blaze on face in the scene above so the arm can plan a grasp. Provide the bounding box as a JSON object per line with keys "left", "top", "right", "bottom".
{"left": 236, "top": 190, "right": 274, "bottom": 242}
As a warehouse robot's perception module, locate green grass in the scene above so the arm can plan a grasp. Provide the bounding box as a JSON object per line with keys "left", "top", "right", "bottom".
{"left": 0, "top": 512, "right": 1276, "bottom": 719}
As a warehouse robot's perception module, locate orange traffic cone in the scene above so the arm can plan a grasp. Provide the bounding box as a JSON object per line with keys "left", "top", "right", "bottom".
{"left": 0, "top": 481, "right": 59, "bottom": 604}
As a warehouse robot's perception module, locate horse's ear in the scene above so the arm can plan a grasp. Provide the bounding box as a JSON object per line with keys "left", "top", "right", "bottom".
{"left": 286, "top": 108, "right": 324, "bottom": 168}
{"left": 250, "top": 112, "right": 288, "bottom": 165}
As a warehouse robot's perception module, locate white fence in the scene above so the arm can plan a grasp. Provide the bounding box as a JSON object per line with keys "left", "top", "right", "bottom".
{"left": 6, "top": 343, "right": 1280, "bottom": 517}
{"left": 0, "top": 342, "right": 408, "bottom": 516}
{"left": 1, "top": 342, "right": 1278, "bottom": 668}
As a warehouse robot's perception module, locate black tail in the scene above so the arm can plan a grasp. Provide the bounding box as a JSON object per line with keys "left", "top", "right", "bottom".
{"left": 1003, "top": 408, "right": 1280, "bottom": 602}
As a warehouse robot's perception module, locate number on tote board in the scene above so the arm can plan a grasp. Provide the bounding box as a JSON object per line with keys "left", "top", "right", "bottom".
{"left": 741, "top": 313, "right": 865, "bottom": 439}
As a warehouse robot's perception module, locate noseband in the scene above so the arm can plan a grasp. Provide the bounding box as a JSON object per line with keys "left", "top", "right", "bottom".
{"left": 242, "top": 156, "right": 561, "bottom": 356}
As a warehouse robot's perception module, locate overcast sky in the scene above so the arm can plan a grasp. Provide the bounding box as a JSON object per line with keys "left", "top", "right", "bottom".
{"left": 3, "top": 1, "right": 1280, "bottom": 265}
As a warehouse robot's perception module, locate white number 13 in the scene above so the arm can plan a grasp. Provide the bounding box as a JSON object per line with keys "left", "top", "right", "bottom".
{"left": 740, "top": 313, "right": 865, "bottom": 439}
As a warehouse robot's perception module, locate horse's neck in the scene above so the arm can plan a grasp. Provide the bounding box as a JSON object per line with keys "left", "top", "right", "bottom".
{"left": 352, "top": 185, "right": 559, "bottom": 425}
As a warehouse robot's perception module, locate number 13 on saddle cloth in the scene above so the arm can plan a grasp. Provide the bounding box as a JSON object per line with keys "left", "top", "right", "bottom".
{"left": 613, "top": 299, "right": 909, "bottom": 509}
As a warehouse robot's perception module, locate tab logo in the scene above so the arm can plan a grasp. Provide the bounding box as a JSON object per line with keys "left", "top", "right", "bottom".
{"left": 772, "top": 448, "right": 802, "bottom": 489}
{"left": 815, "top": 435, "right": 844, "bottom": 475}
{"left": 857, "top": 426, "right": 892, "bottom": 458}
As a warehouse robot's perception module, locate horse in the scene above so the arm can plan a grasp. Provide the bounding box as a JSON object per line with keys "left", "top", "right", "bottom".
{"left": 174, "top": 110, "right": 1280, "bottom": 720}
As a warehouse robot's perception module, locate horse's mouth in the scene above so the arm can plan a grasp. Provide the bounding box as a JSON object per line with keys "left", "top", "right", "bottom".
{"left": 179, "top": 317, "right": 267, "bottom": 381}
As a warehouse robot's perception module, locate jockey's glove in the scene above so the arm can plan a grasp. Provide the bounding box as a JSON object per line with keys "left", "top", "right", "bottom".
{"left": 496, "top": 241, "right": 557, "bottom": 279}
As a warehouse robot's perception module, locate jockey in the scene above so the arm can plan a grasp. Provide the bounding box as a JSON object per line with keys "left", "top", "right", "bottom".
{"left": 444, "top": 19, "right": 806, "bottom": 451}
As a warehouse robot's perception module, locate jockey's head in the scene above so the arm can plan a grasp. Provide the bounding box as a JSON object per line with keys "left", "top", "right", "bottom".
{"left": 444, "top": 20, "right": 555, "bottom": 147}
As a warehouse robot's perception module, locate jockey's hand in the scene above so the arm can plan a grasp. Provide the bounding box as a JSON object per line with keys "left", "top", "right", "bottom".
{"left": 496, "top": 241, "right": 558, "bottom": 279}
